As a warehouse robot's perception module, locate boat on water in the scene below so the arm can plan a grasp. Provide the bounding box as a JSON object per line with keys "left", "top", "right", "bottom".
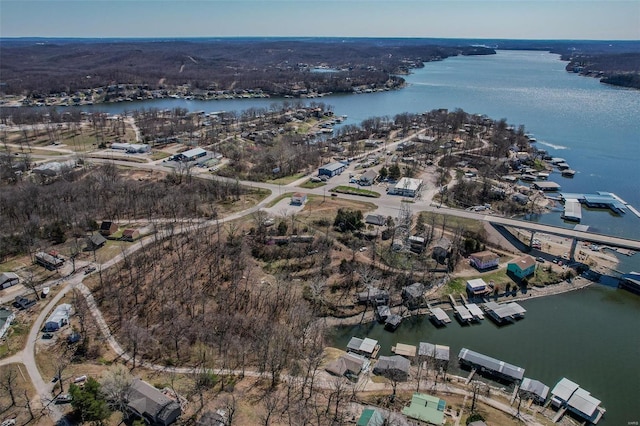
{"left": 561, "top": 169, "right": 576, "bottom": 177}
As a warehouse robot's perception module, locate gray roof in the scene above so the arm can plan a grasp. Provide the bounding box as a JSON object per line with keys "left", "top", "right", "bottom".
{"left": 430, "top": 307, "right": 451, "bottom": 323}
{"left": 326, "top": 353, "right": 365, "bottom": 376}
{"left": 418, "top": 342, "right": 450, "bottom": 362}
{"left": 89, "top": 233, "right": 107, "bottom": 246}
{"left": 375, "top": 355, "right": 411, "bottom": 375}
{"left": 128, "top": 378, "right": 181, "bottom": 426}
{"left": 521, "top": 377, "right": 549, "bottom": 400}
{"left": 320, "top": 162, "right": 346, "bottom": 172}
{"left": 402, "top": 283, "right": 425, "bottom": 299}
{"left": 365, "top": 214, "right": 386, "bottom": 226}
{"left": 0, "top": 272, "right": 19, "bottom": 285}
{"left": 483, "top": 301, "right": 526, "bottom": 319}
{"left": 551, "top": 377, "right": 580, "bottom": 402}
{"left": 568, "top": 387, "right": 601, "bottom": 417}
{"left": 458, "top": 348, "right": 525, "bottom": 381}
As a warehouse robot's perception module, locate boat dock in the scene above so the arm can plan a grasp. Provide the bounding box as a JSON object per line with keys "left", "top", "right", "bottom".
{"left": 562, "top": 198, "right": 582, "bottom": 222}
{"left": 429, "top": 307, "right": 452, "bottom": 326}
{"left": 453, "top": 305, "right": 474, "bottom": 323}
{"left": 559, "top": 191, "right": 638, "bottom": 216}
{"left": 483, "top": 302, "right": 527, "bottom": 324}
{"left": 465, "top": 303, "right": 485, "bottom": 320}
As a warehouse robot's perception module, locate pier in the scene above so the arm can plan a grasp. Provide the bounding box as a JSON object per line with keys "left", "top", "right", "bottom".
{"left": 483, "top": 301, "right": 526, "bottom": 324}
{"left": 429, "top": 307, "right": 451, "bottom": 326}
{"left": 465, "top": 303, "right": 485, "bottom": 320}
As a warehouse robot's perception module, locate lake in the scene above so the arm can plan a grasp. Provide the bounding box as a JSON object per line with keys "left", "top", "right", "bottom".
{"left": 74, "top": 50, "right": 639, "bottom": 424}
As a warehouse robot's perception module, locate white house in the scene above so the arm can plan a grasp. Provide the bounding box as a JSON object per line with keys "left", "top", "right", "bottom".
{"left": 389, "top": 177, "right": 423, "bottom": 197}
{"left": 466, "top": 278, "right": 488, "bottom": 295}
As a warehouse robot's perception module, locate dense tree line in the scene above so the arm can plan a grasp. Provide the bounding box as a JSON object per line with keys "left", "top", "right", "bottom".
{"left": 0, "top": 164, "right": 248, "bottom": 260}
{"left": 0, "top": 39, "right": 494, "bottom": 98}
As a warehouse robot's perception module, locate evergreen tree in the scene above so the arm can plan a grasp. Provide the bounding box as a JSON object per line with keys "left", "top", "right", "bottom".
{"left": 69, "top": 377, "right": 111, "bottom": 425}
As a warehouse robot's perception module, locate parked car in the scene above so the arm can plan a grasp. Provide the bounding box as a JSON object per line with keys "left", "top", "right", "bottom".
{"left": 84, "top": 266, "right": 96, "bottom": 275}
{"left": 54, "top": 394, "right": 72, "bottom": 404}
{"left": 536, "top": 257, "right": 545, "bottom": 263}
{"left": 42, "top": 333, "right": 54, "bottom": 340}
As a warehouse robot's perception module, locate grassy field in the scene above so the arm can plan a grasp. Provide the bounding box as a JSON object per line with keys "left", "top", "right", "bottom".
{"left": 267, "top": 172, "right": 307, "bottom": 185}
{"left": 299, "top": 179, "right": 327, "bottom": 189}
{"left": 331, "top": 185, "right": 381, "bottom": 198}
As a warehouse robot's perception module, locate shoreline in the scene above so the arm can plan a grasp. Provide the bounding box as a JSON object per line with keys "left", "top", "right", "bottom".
{"left": 321, "top": 276, "right": 594, "bottom": 328}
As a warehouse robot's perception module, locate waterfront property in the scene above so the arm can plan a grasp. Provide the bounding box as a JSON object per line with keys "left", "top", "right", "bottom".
{"left": 458, "top": 348, "right": 525, "bottom": 383}
{"left": 560, "top": 191, "right": 631, "bottom": 216}
{"left": 388, "top": 177, "right": 423, "bottom": 197}
{"left": 466, "top": 278, "right": 489, "bottom": 296}
{"left": 483, "top": 301, "right": 526, "bottom": 324}
{"left": 384, "top": 314, "right": 403, "bottom": 331}
{"left": 429, "top": 307, "right": 451, "bottom": 326}
{"left": 468, "top": 251, "right": 500, "bottom": 271}
{"left": 532, "top": 181, "right": 561, "bottom": 192}
{"left": 373, "top": 355, "right": 411, "bottom": 381}
{"left": 392, "top": 343, "right": 416, "bottom": 358}
{"left": 401, "top": 393, "right": 446, "bottom": 425}
{"left": 318, "top": 162, "right": 346, "bottom": 177}
{"left": 506, "top": 256, "right": 536, "bottom": 279}
{"left": 356, "top": 287, "right": 389, "bottom": 306}
{"left": 347, "top": 337, "right": 380, "bottom": 359}
{"left": 550, "top": 377, "right": 606, "bottom": 424}
{"left": 519, "top": 377, "right": 549, "bottom": 405}
{"left": 325, "top": 352, "right": 367, "bottom": 380}
{"left": 418, "top": 342, "right": 450, "bottom": 370}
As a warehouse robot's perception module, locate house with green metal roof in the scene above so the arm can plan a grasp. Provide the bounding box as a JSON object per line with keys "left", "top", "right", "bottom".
{"left": 401, "top": 393, "right": 446, "bottom": 425}
{"left": 357, "top": 408, "right": 385, "bottom": 426}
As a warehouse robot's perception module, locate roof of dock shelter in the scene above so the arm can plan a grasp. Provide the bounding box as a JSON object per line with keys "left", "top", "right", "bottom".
{"left": 551, "top": 377, "right": 580, "bottom": 402}
{"left": 430, "top": 307, "right": 451, "bottom": 323}
{"left": 465, "top": 303, "right": 484, "bottom": 319}
{"left": 521, "top": 377, "right": 549, "bottom": 400}
{"left": 568, "top": 387, "right": 602, "bottom": 417}
{"left": 418, "top": 342, "right": 450, "bottom": 361}
{"left": 484, "top": 301, "right": 526, "bottom": 319}
{"left": 454, "top": 305, "right": 473, "bottom": 321}
{"left": 458, "top": 348, "right": 525, "bottom": 381}
{"left": 393, "top": 343, "right": 417, "bottom": 357}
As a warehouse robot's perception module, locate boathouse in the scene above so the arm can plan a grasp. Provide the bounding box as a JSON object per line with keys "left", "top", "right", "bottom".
{"left": 458, "top": 348, "right": 525, "bottom": 382}
{"left": 453, "top": 305, "right": 473, "bottom": 323}
{"left": 418, "top": 342, "right": 450, "bottom": 369}
{"left": 347, "top": 337, "right": 380, "bottom": 358}
{"left": 550, "top": 377, "right": 606, "bottom": 424}
{"left": 520, "top": 377, "right": 549, "bottom": 405}
{"left": 562, "top": 199, "right": 582, "bottom": 222}
{"left": 429, "top": 307, "right": 451, "bottom": 326}
{"left": 483, "top": 301, "right": 526, "bottom": 323}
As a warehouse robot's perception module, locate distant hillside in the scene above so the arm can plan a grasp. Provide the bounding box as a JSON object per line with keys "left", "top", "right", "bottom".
{"left": 0, "top": 39, "right": 494, "bottom": 99}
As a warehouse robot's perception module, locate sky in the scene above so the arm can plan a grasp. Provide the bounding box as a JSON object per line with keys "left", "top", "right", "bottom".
{"left": 0, "top": 0, "right": 638, "bottom": 40}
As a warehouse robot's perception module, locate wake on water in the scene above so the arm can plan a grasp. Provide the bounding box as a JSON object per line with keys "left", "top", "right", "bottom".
{"left": 538, "top": 140, "right": 568, "bottom": 150}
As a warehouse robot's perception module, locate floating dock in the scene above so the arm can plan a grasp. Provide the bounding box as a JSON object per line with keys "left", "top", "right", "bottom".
{"left": 430, "top": 307, "right": 451, "bottom": 326}
{"left": 483, "top": 302, "right": 527, "bottom": 324}
{"left": 465, "top": 303, "right": 485, "bottom": 320}
{"left": 453, "top": 305, "right": 474, "bottom": 323}
{"left": 560, "top": 191, "right": 640, "bottom": 218}
{"left": 562, "top": 198, "right": 582, "bottom": 222}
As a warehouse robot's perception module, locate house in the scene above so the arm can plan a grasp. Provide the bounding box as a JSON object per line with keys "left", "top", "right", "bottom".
{"left": 346, "top": 337, "right": 380, "bottom": 358}
{"left": 458, "top": 348, "right": 525, "bottom": 382}
{"left": 418, "top": 342, "right": 450, "bottom": 370}
{"left": 86, "top": 233, "right": 107, "bottom": 251}
{"left": 365, "top": 214, "right": 386, "bottom": 226}
{"left": 0, "top": 308, "right": 15, "bottom": 339}
{"left": 520, "top": 377, "right": 549, "bottom": 404}
{"left": 373, "top": 355, "right": 411, "bottom": 381}
{"left": 512, "top": 193, "right": 529, "bottom": 205}
{"left": 44, "top": 303, "right": 72, "bottom": 332}
{"left": 290, "top": 192, "right": 307, "bottom": 206}
{"left": 318, "top": 162, "right": 346, "bottom": 177}
{"left": 357, "top": 408, "right": 385, "bottom": 426}
{"left": 127, "top": 378, "right": 182, "bottom": 426}
{"left": 122, "top": 229, "right": 140, "bottom": 242}
{"left": 401, "top": 283, "right": 425, "bottom": 308}
{"left": 469, "top": 251, "right": 500, "bottom": 271}
{"left": 356, "top": 287, "right": 389, "bottom": 306}
{"left": 325, "top": 353, "right": 366, "bottom": 379}
{"left": 100, "top": 221, "right": 118, "bottom": 236}
{"left": 550, "top": 377, "right": 605, "bottom": 424}
{"left": 401, "top": 393, "right": 446, "bottom": 425}
{"left": 466, "top": 278, "right": 489, "bottom": 296}
{"left": 432, "top": 237, "right": 451, "bottom": 263}
{"left": 507, "top": 256, "right": 536, "bottom": 279}
{"left": 0, "top": 272, "right": 19, "bottom": 290}
{"left": 35, "top": 251, "right": 64, "bottom": 270}
{"left": 388, "top": 177, "right": 423, "bottom": 197}
{"left": 359, "top": 170, "right": 378, "bottom": 186}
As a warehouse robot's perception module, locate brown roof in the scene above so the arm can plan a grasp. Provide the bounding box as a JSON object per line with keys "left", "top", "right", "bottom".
{"left": 509, "top": 255, "right": 536, "bottom": 270}
{"left": 470, "top": 251, "right": 499, "bottom": 262}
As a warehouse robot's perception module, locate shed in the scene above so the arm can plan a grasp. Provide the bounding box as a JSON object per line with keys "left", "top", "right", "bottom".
{"left": 86, "top": 233, "right": 107, "bottom": 250}
{"left": 122, "top": 229, "right": 140, "bottom": 242}
{"left": 507, "top": 256, "right": 536, "bottom": 279}
{"left": 469, "top": 251, "right": 500, "bottom": 270}
{"left": 127, "top": 378, "right": 182, "bottom": 426}
{"left": 100, "top": 221, "right": 118, "bottom": 236}
{"left": 0, "top": 272, "right": 19, "bottom": 290}
{"left": 290, "top": 192, "right": 307, "bottom": 206}
{"left": 401, "top": 393, "right": 446, "bottom": 425}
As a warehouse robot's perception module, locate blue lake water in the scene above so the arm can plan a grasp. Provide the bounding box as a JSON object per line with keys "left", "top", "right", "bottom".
{"left": 74, "top": 50, "right": 640, "bottom": 424}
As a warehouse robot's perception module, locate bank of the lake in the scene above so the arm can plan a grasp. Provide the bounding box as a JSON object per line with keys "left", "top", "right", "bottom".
{"left": 329, "top": 285, "right": 640, "bottom": 426}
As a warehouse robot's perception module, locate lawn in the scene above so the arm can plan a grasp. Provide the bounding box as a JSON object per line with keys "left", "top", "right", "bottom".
{"left": 299, "top": 179, "right": 326, "bottom": 189}
{"left": 267, "top": 172, "right": 307, "bottom": 185}
{"left": 331, "top": 185, "right": 381, "bottom": 198}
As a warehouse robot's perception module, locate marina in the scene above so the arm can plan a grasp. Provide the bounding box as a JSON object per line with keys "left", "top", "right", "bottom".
{"left": 561, "top": 198, "right": 582, "bottom": 222}
{"left": 483, "top": 301, "right": 527, "bottom": 324}
{"left": 559, "top": 191, "right": 639, "bottom": 217}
